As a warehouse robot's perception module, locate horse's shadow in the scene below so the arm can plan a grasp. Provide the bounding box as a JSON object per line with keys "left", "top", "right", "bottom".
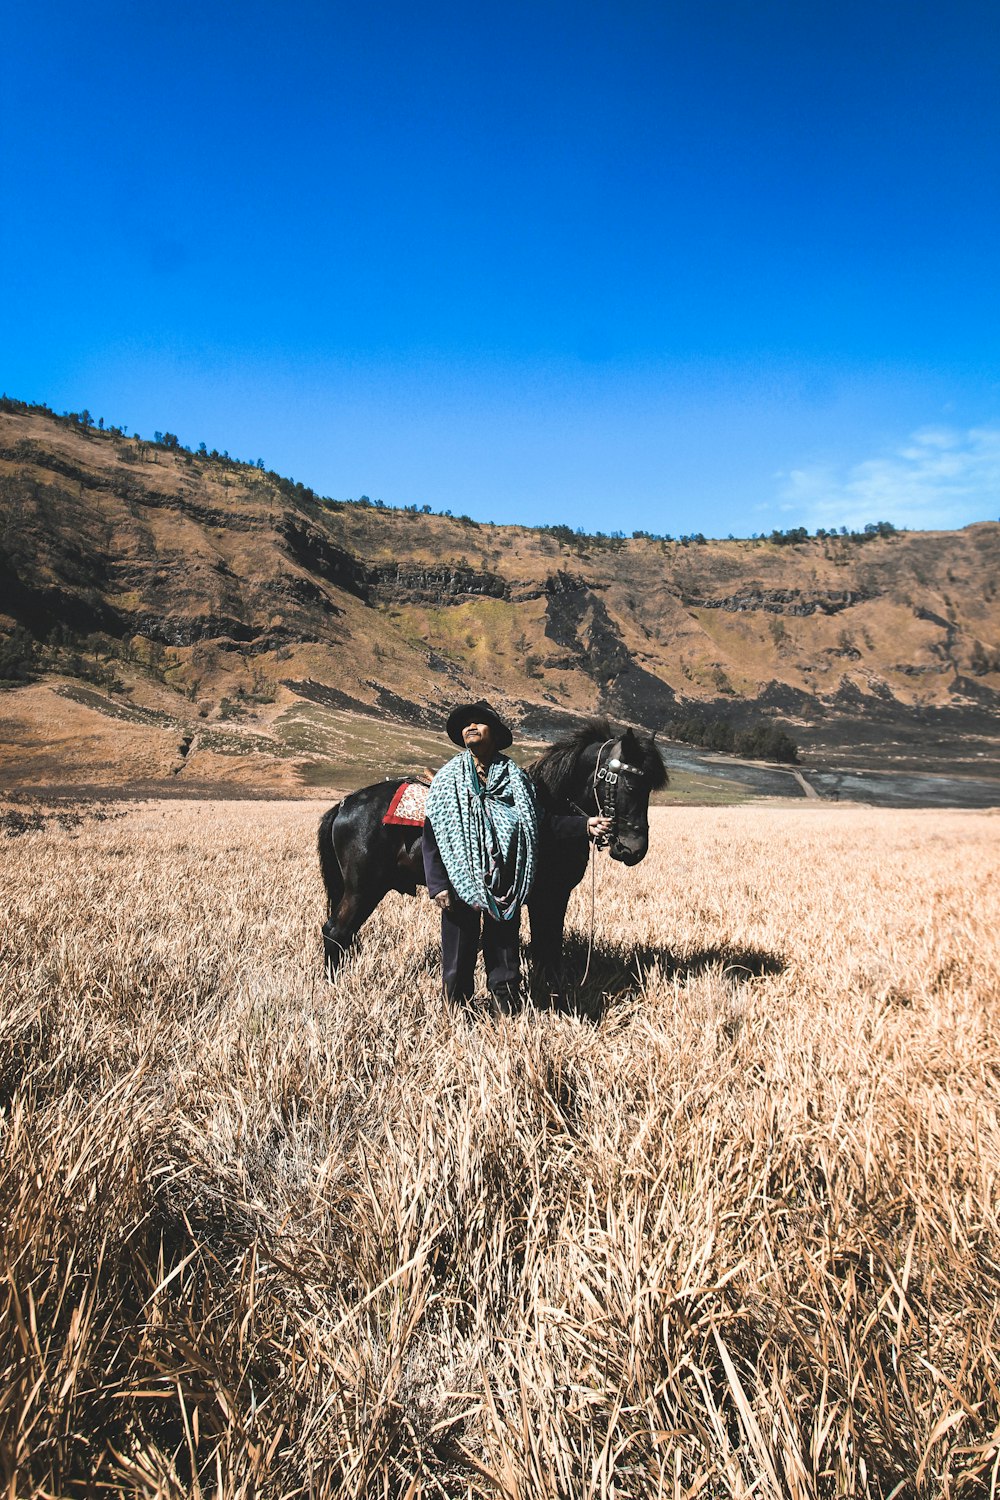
{"left": 416, "top": 937, "right": 785, "bottom": 1024}
{"left": 547, "top": 936, "right": 786, "bottom": 1021}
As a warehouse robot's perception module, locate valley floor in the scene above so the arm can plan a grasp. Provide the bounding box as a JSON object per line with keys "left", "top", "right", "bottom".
{"left": 2, "top": 803, "right": 999, "bottom": 1495}
{"left": 3, "top": 677, "right": 999, "bottom": 809}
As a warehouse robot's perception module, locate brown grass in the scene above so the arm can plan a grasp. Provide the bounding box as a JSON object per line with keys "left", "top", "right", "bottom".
{"left": 1, "top": 801, "right": 998, "bottom": 1497}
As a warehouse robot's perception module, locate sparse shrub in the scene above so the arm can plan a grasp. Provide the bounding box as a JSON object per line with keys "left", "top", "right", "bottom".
{"left": 248, "top": 668, "right": 276, "bottom": 704}
{"left": 733, "top": 723, "right": 800, "bottom": 763}
{"left": 669, "top": 714, "right": 800, "bottom": 764}
{"left": 0, "top": 625, "right": 38, "bottom": 684}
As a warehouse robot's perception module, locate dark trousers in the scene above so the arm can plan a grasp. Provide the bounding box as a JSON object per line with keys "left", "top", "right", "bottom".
{"left": 441, "top": 897, "right": 520, "bottom": 1004}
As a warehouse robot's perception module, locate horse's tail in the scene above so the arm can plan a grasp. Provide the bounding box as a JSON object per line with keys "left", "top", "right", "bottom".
{"left": 317, "top": 803, "right": 344, "bottom": 918}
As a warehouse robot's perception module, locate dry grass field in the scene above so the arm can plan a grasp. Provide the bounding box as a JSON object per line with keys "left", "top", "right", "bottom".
{"left": 2, "top": 800, "right": 999, "bottom": 1498}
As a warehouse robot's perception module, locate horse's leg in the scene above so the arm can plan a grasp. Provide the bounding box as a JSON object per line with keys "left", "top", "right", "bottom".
{"left": 528, "top": 882, "right": 572, "bottom": 1006}
{"left": 322, "top": 882, "right": 386, "bottom": 977}
{"left": 318, "top": 787, "right": 417, "bottom": 978}
{"left": 317, "top": 804, "right": 344, "bottom": 916}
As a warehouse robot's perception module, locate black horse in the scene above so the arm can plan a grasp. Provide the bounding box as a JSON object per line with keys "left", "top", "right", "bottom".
{"left": 317, "top": 718, "right": 667, "bottom": 997}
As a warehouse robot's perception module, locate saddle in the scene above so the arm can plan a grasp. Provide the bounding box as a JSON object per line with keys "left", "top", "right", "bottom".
{"left": 382, "top": 780, "right": 429, "bottom": 827}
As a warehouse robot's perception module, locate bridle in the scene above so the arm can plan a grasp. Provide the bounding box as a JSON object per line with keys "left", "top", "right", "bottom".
{"left": 586, "top": 737, "right": 648, "bottom": 848}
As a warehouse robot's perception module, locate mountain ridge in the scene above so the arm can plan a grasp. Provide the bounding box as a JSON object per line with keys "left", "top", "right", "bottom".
{"left": 1, "top": 400, "right": 998, "bottom": 791}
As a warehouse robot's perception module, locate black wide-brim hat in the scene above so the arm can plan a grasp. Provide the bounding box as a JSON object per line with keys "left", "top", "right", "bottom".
{"left": 446, "top": 700, "right": 514, "bottom": 750}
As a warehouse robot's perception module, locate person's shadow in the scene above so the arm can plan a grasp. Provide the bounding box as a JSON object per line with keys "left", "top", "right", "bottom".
{"left": 534, "top": 936, "right": 786, "bottom": 1022}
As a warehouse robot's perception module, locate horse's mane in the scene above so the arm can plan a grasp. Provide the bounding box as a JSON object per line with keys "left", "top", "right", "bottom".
{"left": 529, "top": 717, "right": 667, "bottom": 799}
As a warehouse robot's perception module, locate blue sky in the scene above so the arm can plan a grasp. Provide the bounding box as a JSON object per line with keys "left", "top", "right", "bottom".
{"left": 3, "top": 1, "right": 999, "bottom": 535}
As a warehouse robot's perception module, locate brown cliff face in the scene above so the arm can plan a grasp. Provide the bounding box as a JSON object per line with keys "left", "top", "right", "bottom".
{"left": 1, "top": 402, "right": 998, "bottom": 789}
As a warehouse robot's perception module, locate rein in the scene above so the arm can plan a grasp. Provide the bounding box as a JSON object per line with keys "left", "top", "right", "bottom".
{"left": 572, "top": 738, "right": 612, "bottom": 986}
{"left": 575, "top": 738, "right": 645, "bottom": 987}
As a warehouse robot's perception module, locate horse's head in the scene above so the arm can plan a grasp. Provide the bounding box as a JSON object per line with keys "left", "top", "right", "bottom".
{"left": 594, "top": 727, "right": 667, "bottom": 866}
{"left": 529, "top": 718, "right": 668, "bottom": 866}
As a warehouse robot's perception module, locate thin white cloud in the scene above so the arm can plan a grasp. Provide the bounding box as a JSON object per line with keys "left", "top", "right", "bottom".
{"left": 776, "top": 425, "right": 1000, "bottom": 531}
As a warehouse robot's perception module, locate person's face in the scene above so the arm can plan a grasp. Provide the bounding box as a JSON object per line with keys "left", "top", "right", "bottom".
{"left": 462, "top": 720, "right": 497, "bottom": 758}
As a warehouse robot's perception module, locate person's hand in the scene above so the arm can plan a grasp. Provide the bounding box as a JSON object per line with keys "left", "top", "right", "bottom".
{"left": 587, "top": 816, "right": 613, "bottom": 842}
{"left": 433, "top": 890, "right": 453, "bottom": 911}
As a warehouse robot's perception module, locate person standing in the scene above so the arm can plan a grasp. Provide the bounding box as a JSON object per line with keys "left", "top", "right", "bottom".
{"left": 422, "top": 701, "right": 610, "bottom": 1010}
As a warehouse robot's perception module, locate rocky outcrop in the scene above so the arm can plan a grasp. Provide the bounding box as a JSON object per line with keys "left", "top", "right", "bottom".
{"left": 683, "top": 588, "right": 866, "bottom": 615}
{"left": 367, "top": 563, "right": 509, "bottom": 604}
{"left": 366, "top": 565, "right": 600, "bottom": 608}
{"left": 602, "top": 663, "right": 678, "bottom": 723}
{"left": 278, "top": 517, "right": 368, "bottom": 599}
{"left": 129, "top": 612, "right": 259, "bottom": 648}
{"left": 538, "top": 576, "right": 678, "bottom": 724}
{"left": 510, "top": 570, "right": 596, "bottom": 603}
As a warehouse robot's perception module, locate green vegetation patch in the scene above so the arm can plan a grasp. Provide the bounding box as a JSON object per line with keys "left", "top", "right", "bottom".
{"left": 54, "top": 683, "right": 176, "bottom": 727}
{"left": 653, "top": 770, "right": 756, "bottom": 806}
{"left": 276, "top": 703, "right": 546, "bottom": 790}
{"left": 196, "top": 729, "right": 285, "bottom": 757}
{"left": 276, "top": 703, "right": 448, "bottom": 788}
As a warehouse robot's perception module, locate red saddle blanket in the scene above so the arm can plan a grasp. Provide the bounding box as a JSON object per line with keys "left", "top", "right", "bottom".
{"left": 383, "top": 781, "right": 429, "bottom": 827}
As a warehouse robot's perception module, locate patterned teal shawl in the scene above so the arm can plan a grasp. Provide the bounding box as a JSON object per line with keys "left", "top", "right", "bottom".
{"left": 425, "top": 752, "right": 538, "bottom": 920}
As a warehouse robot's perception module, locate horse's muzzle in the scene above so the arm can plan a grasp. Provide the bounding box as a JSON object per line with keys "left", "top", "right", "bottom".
{"left": 610, "top": 836, "right": 647, "bottom": 867}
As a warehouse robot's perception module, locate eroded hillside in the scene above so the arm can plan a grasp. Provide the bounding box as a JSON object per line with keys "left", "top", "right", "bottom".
{"left": 1, "top": 402, "right": 998, "bottom": 789}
